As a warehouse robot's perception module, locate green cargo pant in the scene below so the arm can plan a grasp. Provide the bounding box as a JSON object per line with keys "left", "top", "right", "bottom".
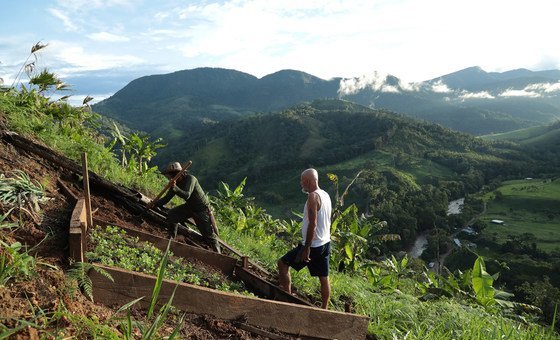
{"left": 167, "top": 204, "right": 220, "bottom": 253}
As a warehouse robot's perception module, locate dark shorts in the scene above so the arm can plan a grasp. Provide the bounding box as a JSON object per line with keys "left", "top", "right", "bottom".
{"left": 280, "top": 242, "right": 330, "bottom": 277}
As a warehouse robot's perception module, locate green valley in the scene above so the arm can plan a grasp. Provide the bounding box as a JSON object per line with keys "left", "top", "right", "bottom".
{"left": 480, "top": 178, "right": 560, "bottom": 252}
{"left": 2, "top": 47, "right": 560, "bottom": 339}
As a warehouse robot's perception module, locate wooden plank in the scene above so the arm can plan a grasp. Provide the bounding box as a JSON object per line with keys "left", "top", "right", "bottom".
{"left": 89, "top": 264, "right": 369, "bottom": 340}
{"left": 69, "top": 199, "right": 87, "bottom": 262}
{"left": 81, "top": 153, "right": 93, "bottom": 230}
{"left": 70, "top": 199, "right": 86, "bottom": 229}
{"left": 235, "top": 267, "right": 314, "bottom": 307}
{"left": 68, "top": 232, "right": 83, "bottom": 262}
{"left": 57, "top": 178, "right": 79, "bottom": 203}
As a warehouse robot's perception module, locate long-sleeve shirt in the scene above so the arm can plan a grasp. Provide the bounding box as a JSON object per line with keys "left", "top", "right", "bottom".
{"left": 156, "top": 174, "right": 209, "bottom": 212}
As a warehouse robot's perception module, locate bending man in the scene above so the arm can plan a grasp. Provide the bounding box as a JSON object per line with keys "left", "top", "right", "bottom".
{"left": 278, "top": 168, "right": 332, "bottom": 309}
{"left": 153, "top": 162, "right": 220, "bottom": 253}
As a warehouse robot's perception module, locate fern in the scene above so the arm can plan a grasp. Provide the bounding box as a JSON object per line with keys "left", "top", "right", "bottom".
{"left": 67, "top": 262, "right": 113, "bottom": 302}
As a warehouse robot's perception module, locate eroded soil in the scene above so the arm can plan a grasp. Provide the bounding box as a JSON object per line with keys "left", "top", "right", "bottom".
{"left": 0, "top": 135, "right": 292, "bottom": 339}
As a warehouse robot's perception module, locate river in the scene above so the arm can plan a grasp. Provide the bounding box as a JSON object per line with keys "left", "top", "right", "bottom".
{"left": 408, "top": 197, "right": 465, "bottom": 259}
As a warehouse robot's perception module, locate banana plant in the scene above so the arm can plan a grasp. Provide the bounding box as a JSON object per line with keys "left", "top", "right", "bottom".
{"left": 106, "top": 122, "right": 129, "bottom": 167}
{"left": 127, "top": 132, "right": 165, "bottom": 175}
{"left": 331, "top": 204, "right": 372, "bottom": 272}
{"left": 471, "top": 256, "right": 497, "bottom": 307}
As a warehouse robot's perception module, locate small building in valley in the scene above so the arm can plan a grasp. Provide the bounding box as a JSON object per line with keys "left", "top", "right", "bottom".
{"left": 491, "top": 219, "right": 505, "bottom": 225}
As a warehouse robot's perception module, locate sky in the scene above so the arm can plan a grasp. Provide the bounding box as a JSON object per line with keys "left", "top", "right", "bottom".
{"left": 1, "top": 0, "right": 560, "bottom": 103}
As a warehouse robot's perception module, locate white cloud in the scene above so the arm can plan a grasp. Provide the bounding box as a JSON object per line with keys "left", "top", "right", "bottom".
{"left": 430, "top": 80, "right": 453, "bottom": 93}
{"left": 88, "top": 32, "right": 130, "bottom": 42}
{"left": 50, "top": 42, "right": 143, "bottom": 75}
{"left": 459, "top": 91, "right": 495, "bottom": 100}
{"left": 48, "top": 8, "right": 78, "bottom": 32}
{"left": 9, "top": 0, "right": 560, "bottom": 89}
{"left": 338, "top": 71, "right": 393, "bottom": 95}
{"left": 399, "top": 82, "right": 423, "bottom": 92}
{"left": 154, "top": 11, "right": 170, "bottom": 21}
{"left": 525, "top": 82, "right": 560, "bottom": 93}
{"left": 55, "top": 0, "right": 133, "bottom": 11}
{"left": 499, "top": 89, "right": 542, "bottom": 98}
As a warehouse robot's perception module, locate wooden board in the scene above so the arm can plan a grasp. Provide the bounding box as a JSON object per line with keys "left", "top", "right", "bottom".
{"left": 90, "top": 264, "right": 369, "bottom": 339}
{"left": 69, "top": 198, "right": 87, "bottom": 262}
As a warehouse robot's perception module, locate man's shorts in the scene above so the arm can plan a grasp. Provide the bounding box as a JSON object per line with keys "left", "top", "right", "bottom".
{"left": 280, "top": 242, "right": 331, "bottom": 277}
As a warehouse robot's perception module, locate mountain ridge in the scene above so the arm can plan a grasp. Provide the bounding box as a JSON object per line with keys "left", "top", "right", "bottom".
{"left": 94, "top": 65, "right": 560, "bottom": 137}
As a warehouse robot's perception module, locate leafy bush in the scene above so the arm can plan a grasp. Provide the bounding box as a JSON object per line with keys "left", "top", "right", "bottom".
{"left": 0, "top": 240, "right": 36, "bottom": 285}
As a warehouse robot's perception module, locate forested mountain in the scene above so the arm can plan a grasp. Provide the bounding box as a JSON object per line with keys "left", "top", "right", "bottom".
{"left": 94, "top": 66, "right": 560, "bottom": 138}
{"left": 158, "top": 99, "right": 554, "bottom": 249}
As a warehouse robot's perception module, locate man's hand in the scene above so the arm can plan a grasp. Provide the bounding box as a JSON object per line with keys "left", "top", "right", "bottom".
{"left": 301, "top": 246, "right": 311, "bottom": 263}
{"left": 296, "top": 245, "right": 311, "bottom": 263}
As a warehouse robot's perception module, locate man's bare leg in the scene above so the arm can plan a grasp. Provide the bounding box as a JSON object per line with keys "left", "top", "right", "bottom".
{"left": 277, "top": 259, "right": 291, "bottom": 293}
{"left": 319, "top": 276, "right": 330, "bottom": 309}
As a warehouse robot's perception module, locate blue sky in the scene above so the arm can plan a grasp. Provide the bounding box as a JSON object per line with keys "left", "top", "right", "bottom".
{"left": 1, "top": 0, "right": 560, "bottom": 103}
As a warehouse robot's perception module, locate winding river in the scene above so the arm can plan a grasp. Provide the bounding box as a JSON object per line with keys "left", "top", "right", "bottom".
{"left": 408, "top": 198, "right": 464, "bottom": 259}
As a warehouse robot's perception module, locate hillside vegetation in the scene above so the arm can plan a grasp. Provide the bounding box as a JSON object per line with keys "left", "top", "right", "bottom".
{"left": 1, "top": 56, "right": 558, "bottom": 338}
{"left": 170, "top": 99, "right": 547, "bottom": 250}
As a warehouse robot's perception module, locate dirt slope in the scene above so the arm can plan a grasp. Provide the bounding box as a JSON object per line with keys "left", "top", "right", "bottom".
{"left": 0, "top": 135, "right": 286, "bottom": 339}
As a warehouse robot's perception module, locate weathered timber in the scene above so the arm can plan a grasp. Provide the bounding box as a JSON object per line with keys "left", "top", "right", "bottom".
{"left": 1, "top": 131, "right": 138, "bottom": 201}
{"left": 90, "top": 264, "right": 369, "bottom": 339}
{"left": 57, "top": 178, "right": 79, "bottom": 203}
{"left": 69, "top": 199, "right": 87, "bottom": 262}
{"left": 234, "top": 266, "right": 314, "bottom": 306}
{"left": 81, "top": 153, "right": 93, "bottom": 230}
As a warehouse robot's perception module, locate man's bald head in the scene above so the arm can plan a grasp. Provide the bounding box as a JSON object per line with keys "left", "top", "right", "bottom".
{"left": 300, "top": 168, "right": 319, "bottom": 193}
{"left": 301, "top": 168, "right": 318, "bottom": 181}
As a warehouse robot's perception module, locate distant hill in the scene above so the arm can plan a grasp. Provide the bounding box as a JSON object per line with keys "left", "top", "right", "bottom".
{"left": 164, "top": 99, "right": 537, "bottom": 218}
{"left": 480, "top": 121, "right": 560, "bottom": 172}
{"left": 428, "top": 66, "right": 560, "bottom": 91}
{"left": 94, "top": 66, "right": 560, "bottom": 139}
{"left": 481, "top": 120, "right": 560, "bottom": 144}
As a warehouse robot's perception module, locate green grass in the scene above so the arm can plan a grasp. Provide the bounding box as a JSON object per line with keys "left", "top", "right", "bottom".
{"left": 480, "top": 123, "right": 560, "bottom": 148}
{"left": 0, "top": 93, "right": 167, "bottom": 196}
{"left": 480, "top": 179, "right": 560, "bottom": 252}
{"left": 480, "top": 125, "right": 549, "bottom": 142}
{"left": 218, "top": 219, "right": 555, "bottom": 339}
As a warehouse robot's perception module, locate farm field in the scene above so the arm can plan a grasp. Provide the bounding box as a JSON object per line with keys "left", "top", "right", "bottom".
{"left": 480, "top": 178, "right": 560, "bottom": 252}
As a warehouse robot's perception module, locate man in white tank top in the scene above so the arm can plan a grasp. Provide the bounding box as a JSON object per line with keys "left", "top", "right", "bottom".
{"left": 278, "top": 168, "right": 332, "bottom": 309}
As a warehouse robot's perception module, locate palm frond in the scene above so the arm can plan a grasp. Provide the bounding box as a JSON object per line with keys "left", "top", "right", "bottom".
{"left": 31, "top": 41, "right": 48, "bottom": 53}
{"left": 83, "top": 95, "right": 94, "bottom": 106}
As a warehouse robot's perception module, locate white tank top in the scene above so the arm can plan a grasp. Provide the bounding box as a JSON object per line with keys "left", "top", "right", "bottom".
{"left": 302, "top": 188, "right": 332, "bottom": 247}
